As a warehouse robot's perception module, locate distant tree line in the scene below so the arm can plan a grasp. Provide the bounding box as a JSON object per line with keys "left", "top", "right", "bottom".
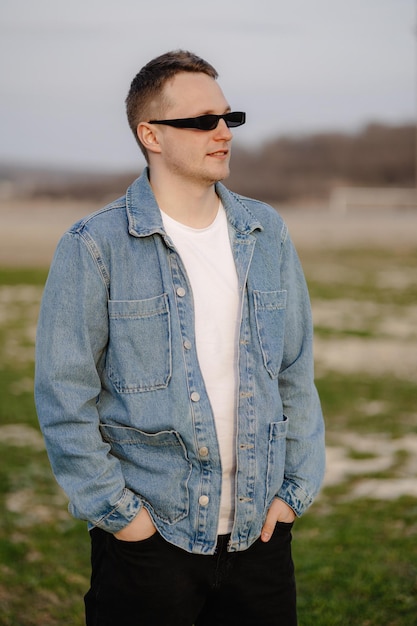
{"left": 227, "top": 122, "right": 415, "bottom": 204}
{"left": 4, "top": 122, "right": 414, "bottom": 205}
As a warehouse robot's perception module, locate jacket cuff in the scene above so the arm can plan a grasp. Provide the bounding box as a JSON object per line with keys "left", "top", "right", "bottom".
{"left": 83, "top": 489, "right": 143, "bottom": 533}
{"left": 277, "top": 479, "right": 314, "bottom": 517}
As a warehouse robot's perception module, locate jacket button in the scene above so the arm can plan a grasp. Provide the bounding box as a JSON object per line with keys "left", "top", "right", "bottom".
{"left": 199, "top": 495, "right": 209, "bottom": 506}
{"left": 199, "top": 446, "right": 209, "bottom": 457}
{"left": 183, "top": 339, "right": 192, "bottom": 350}
{"left": 190, "top": 392, "right": 200, "bottom": 402}
{"left": 176, "top": 287, "right": 186, "bottom": 297}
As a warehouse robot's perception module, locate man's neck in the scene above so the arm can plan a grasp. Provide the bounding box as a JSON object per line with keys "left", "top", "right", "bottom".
{"left": 148, "top": 169, "right": 220, "bottom": 229}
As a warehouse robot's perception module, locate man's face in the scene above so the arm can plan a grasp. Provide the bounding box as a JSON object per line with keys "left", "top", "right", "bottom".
{"left": 151, "top": 72, "right": 234, "bottom": 186}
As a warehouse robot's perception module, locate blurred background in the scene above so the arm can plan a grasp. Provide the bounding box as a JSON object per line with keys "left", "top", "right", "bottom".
{"left": 0, "top": 1, "right": 416, "bottom": 624}
{"left": 0, "top": 0, "right": 416, "bottom": 191}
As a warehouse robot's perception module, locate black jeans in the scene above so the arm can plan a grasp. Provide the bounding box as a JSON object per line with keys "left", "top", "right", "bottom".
{"left": 84, "top": 523, "right": 297, "bottom": 626}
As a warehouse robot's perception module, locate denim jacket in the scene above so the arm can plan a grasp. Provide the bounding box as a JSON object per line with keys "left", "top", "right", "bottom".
{"left": 35, "top": 169, "right": 325, "bottom": 555}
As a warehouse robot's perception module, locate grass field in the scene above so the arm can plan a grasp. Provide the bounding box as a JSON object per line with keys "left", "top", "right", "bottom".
{"left": 0, "top": 228, "right": 416, "bottom": 624}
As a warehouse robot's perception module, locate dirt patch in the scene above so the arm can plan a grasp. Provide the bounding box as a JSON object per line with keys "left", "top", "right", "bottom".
{"left": 1, "top": 199, "right": 416, "bottom": 267}
{"left": 280, "top": 206, "right": 417, "bottom": 251}
{"left": 0, "top": 424, "right": 44, "bottom": 451}
{"left": 325, "top": 432, "right": 417, "bottom": 500}
{"left": 0, "top": 198, "right": 98, "bottom": 267}
{"left": 314, "top": 336, "right": 417, "bottom": 381}
{"left": 5, "top": 488, "right": 69, "bottom": 526}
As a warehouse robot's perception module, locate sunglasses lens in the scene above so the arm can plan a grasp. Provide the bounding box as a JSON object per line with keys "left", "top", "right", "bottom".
{"left": 225, "top": 112, "right": 246, "bottom": 127}
{"left": 196, "top": 112, "right": 246, "bottom": 130}
{"left": 195, "top": 115, "right": 218, "bottom": 130}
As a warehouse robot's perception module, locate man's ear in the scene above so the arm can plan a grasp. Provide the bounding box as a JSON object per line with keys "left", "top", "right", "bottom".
{"left": 137, "top": 122, "right": 162, "bottom": 154}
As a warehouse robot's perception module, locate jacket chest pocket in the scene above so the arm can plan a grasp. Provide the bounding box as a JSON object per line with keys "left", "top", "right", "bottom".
{"left": 107, "top": 294, "right": 171, "bottom": 393}
{"left": 253, "top": 290, "right": 287, "bottom": 379}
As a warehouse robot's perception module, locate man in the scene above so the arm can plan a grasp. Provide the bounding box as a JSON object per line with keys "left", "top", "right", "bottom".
{"left": 35, "top": 50, "right": 325, "bottom": 626}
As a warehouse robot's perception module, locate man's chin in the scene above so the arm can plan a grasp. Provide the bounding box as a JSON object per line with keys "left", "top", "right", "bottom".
{"left": 214, "top": 164, "right": 230, "bottom": 183}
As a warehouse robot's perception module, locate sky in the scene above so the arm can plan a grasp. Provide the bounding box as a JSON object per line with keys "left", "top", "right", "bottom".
{"left": 0, "top": 0, "right": 416, "bottom": 172}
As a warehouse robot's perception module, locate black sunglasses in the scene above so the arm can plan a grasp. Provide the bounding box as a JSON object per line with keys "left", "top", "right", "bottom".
{"left": 148, "top": 111, "right": 246, "bottom": 131}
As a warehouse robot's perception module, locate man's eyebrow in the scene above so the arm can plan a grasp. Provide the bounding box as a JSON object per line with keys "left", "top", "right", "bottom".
{"left": 197, "top": 106, "right": 231, "bottom": 116}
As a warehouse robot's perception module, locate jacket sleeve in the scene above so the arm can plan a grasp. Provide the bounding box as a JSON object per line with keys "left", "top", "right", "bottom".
{"left": 34, "top": 229, "right": 142, "bottom": 531}
{"left": 276, "top": 229, "right": 325, "bottom": 516}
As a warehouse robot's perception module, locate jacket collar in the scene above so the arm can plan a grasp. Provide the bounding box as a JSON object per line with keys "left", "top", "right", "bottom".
{"left": 126, "top": 168, "right": 262, "bottom": 238}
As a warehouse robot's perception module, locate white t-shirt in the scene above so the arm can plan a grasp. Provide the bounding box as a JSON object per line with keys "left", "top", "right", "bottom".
{"left": 161, "top": 202, "right": 239, "bottom": 534}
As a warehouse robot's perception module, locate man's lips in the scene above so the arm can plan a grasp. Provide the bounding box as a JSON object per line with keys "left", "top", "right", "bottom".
{"left": 208, "top": 149, "right": 229, "bottom": 158}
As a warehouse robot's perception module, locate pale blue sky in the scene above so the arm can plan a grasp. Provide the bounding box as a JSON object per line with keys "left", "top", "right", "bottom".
{"left": 1, "top": 0, "right": 415, "bottom": 171}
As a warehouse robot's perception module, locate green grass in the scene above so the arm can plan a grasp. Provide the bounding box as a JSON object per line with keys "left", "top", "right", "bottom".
{"left": 0, "top": 269, "right": 90, "bottom": 625}
{"left": 316, "top": 373, "right": 417, "bottom": 437}
{"left": 0, "top": 268, "right": 48, "bottom": 286}
{"left": 1, "top": 250, "right": 417, "bottom": 625}
{"left": 301, "top": 246, "right": 417, "bottom": 306}
{"left": 294, "top": 498, "right": 417, "bottom": 625}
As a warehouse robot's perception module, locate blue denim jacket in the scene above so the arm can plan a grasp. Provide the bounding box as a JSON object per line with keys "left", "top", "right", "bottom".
{"left": 35, "top": 169, "right": 325, "bottom": 555}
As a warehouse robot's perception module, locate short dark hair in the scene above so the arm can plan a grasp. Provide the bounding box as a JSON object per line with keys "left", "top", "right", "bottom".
{"left": 126, "top": 50, "right": 218, "bottom": 158}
